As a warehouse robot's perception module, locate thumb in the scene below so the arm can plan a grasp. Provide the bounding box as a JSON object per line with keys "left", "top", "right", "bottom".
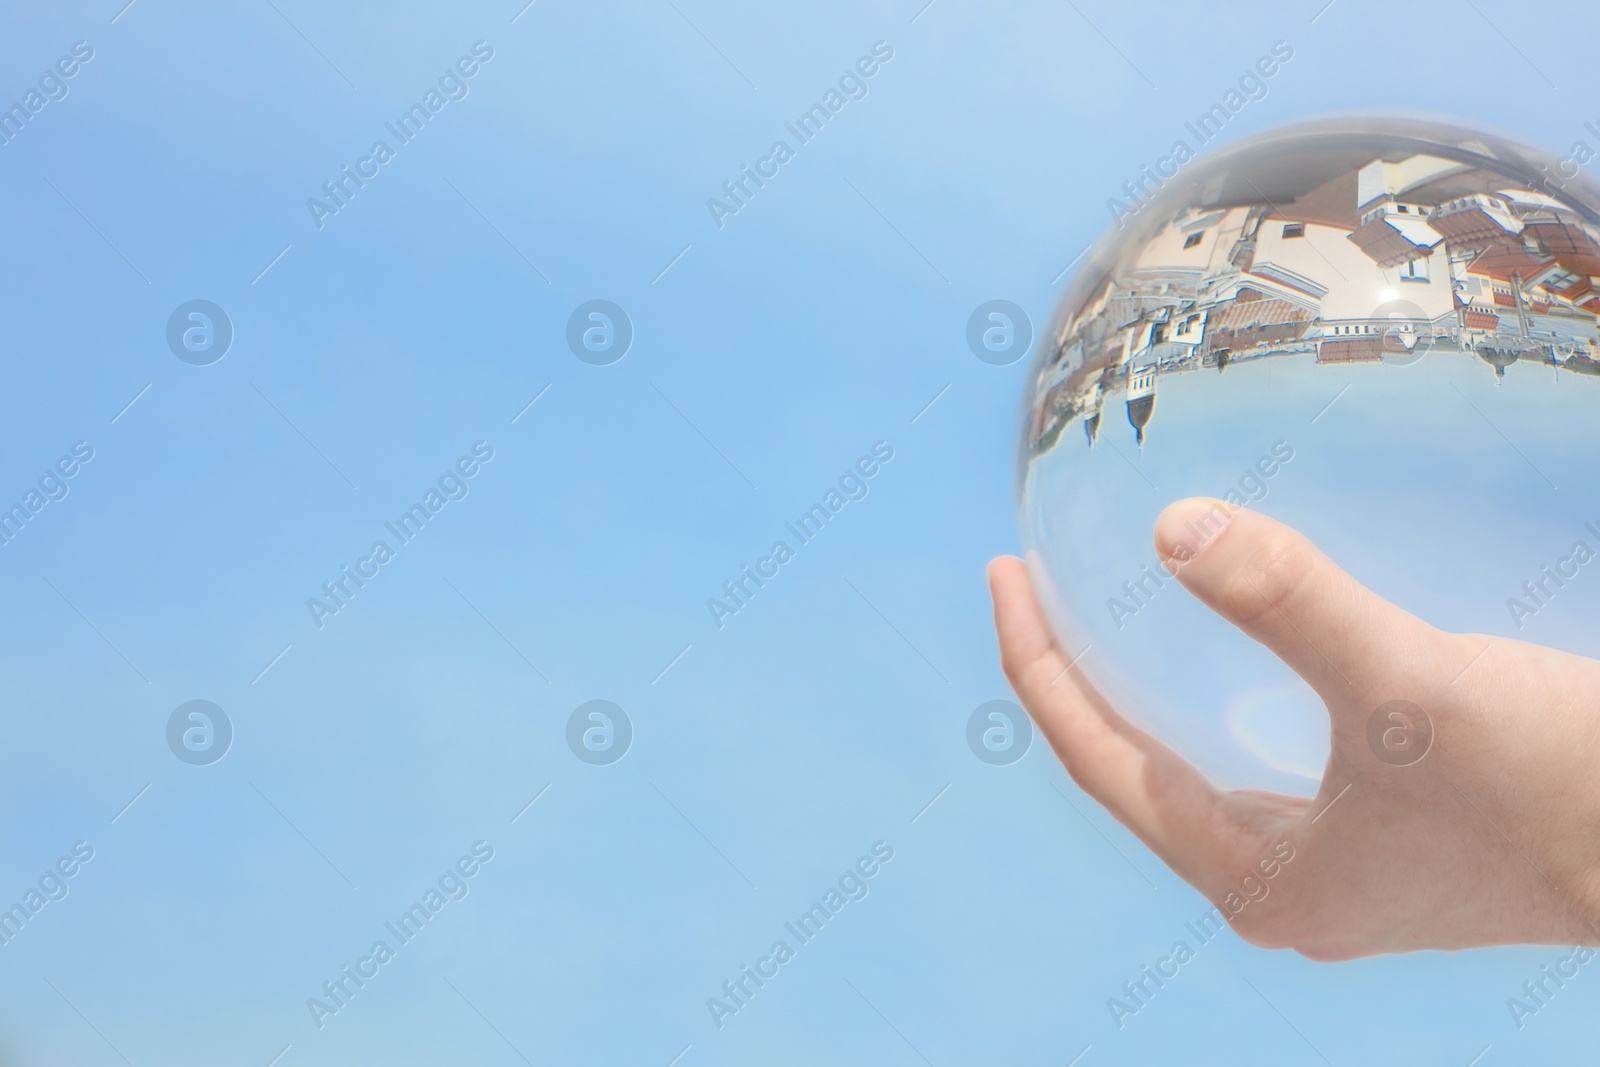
{"left": 1153, "top": 498, "right": 1431, "bottom": 704}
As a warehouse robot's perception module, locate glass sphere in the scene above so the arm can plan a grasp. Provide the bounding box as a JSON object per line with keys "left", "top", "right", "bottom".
{"left": 1017, "top": 116, "right": 1600, "bottom": 792}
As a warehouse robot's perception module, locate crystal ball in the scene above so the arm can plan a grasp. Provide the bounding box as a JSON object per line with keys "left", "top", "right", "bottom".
{"left": 1016, "top": 116, "right": 1600, "bottom": 792}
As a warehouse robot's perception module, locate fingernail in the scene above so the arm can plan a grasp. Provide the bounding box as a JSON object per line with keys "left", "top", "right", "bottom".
{"left": 1154, "top": 497, "right": 1241, "bottom": 568}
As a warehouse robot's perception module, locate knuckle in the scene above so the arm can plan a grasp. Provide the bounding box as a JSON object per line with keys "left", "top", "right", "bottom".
{"left": 1231, "top": 908, "right": 1310, "bottom": 955}
{"left": 1221, "top": 529, "right": 1316, "bottom": 626}
{"left": 1230, "top": 916, "right": 1284, "bottom": 950}
{"left": 1292, "top": 940, "right": 1354, "bottom": 963}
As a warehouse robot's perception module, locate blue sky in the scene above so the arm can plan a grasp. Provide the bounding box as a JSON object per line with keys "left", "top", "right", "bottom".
{"left": 0, "top": 0, "right": 1597, "bottom": 1063}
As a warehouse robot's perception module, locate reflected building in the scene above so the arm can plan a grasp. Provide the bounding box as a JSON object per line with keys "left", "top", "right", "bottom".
{"left": 1126, "top": 366, "right": 1156, "bottom": 447}
{"left": 1028, "top": 130, "right": 1600, "bottom": 454}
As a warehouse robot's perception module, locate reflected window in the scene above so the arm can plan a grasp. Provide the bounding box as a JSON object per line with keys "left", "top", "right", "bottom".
{"left": 1183, "top": 232, "right": 1204, "bottom": 249}
{"left": 1400, "top": 258, "right": 1429, "bottom": 282}
{"left": 1282, "top": 223, "right": 1305, "bottom": 239}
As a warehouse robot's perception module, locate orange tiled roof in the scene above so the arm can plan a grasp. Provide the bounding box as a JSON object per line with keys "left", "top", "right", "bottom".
{"left": 1429, "top": 206, "right": 1516, "bottom": 244}
{"left": 1348, "top": 218, "right": 1434, "bottom": 268}
{"left": 1316, "top": 338, "right": 1385, "bottom": 363}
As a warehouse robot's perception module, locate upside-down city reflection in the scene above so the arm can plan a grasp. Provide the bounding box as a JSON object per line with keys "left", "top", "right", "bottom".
{"left": 1018, "top": 118, "right": 1600, "bottom": 791}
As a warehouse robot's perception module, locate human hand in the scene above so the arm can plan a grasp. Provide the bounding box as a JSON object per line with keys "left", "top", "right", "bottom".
{"left": 989, "top": 498, "right": 1600, "bottom": 960}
